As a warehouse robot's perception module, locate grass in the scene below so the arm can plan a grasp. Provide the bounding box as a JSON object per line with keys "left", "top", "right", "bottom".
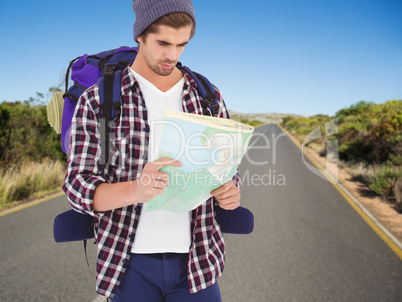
{"left": 0, "top": 158, "right": 65, "bottom": 211}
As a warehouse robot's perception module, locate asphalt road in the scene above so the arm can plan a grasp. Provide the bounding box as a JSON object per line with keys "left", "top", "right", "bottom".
{"left": 0, "top": 194, "right": 98, "bottom": 302}
{"left": 1, "top": 124, "right": 402, "bottom": 301}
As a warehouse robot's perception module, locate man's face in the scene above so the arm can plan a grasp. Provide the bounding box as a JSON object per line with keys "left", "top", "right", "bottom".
{"left": 137, "top": 24, "right": 192, "bottom": 76}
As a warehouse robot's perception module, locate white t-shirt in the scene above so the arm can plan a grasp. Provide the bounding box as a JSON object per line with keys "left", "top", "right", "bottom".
{"left": 130, "top": 68, "right": 191, "bottom": 254}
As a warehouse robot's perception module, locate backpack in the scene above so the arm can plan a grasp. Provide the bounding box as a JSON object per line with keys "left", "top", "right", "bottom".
{"left": 51, "top": 46, "right": 254, "bottom": 251}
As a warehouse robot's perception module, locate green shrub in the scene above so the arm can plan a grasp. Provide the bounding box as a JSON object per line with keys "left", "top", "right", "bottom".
{"left": 336, "top": 100, "right": 374, "bottom": 123}
{"left": 281, "top": 115, "right": 294, "bottom": 126}
{"left": 369, "top": 166, "right": 402, "bottom": 196}
{"left": 0, "top": 102, "right": 66, "bottom": 167}
{"left": 388, "top": 155, "right": 402, "bottom": 166}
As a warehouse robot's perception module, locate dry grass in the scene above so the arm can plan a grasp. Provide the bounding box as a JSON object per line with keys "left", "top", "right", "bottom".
{"left": 345, "top": 162, "right": 378, "bottom": 181}
{"left": 0, "top": 158, "right": 65, "bottom": 210}
{"left": 338, "top": 162, "right": 402, "bottom": 212}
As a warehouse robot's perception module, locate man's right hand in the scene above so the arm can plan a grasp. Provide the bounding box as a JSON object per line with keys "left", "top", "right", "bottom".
{"left": 133, "top": 157, "right": 183, "bottom": 203}
{"left": 93, "top": 157, "right": 182, "bottom": 212}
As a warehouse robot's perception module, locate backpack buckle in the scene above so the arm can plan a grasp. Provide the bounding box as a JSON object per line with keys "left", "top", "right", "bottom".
{"left": 203, "top": 107, "right": 212, "bottom": 116}
{"left": 211, "top": 103, "right": 219, "bottom": 116}
{"left": 103, "top": 65, "right": 116, "bottom": 76}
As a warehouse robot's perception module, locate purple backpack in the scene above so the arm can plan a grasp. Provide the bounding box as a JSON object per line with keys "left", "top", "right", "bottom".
{"left": 61, "top": 46, "right": 138, "bottom": 154}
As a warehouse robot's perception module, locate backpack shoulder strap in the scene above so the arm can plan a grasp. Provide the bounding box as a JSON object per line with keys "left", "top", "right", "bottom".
{"left": 177, "top": 65, "right": 219, "bottom": 117}
{"left": 192, "top": 71, "right": 219, "bottom": 117}
{"left": 98, "top": 66, "right": 123, "bottom": 167}
{"left": 95, "top": 47, "right": 137, "bottom": 167}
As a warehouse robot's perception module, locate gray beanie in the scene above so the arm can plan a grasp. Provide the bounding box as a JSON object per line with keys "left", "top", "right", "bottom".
{"left": 132, "top": 0, "right": 196, "bottom": 42}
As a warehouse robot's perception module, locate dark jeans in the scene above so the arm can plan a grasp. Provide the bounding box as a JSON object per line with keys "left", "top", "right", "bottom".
{"left": 112, "top": 253, "right": 222, "bottom": 302}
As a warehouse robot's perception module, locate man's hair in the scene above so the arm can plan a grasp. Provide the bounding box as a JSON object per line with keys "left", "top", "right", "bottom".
{"left": 140, "top": 12, "right": 195, "bottom": 42}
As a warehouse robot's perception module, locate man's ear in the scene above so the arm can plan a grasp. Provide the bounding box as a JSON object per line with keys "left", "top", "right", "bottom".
{"left": 137, "top": 35, "right": 145, "bottom": 45}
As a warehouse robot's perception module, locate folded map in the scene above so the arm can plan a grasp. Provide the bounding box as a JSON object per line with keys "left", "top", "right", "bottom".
{"left": 145, "top": 111, "right": 255, "bottom": 213}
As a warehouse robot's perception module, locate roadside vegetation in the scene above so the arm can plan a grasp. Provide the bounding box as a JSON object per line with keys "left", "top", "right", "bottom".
{"left": 0, "top": 97, "right": 66, "bottom": 210}
{"left": 281, "top": 100, "right": 402, "bottom": 213}
{"left": 237, "top": 118, "right": 265, "bottom": 128}
{"left": 229, "top": 110, "right": 301, "bottom": 127}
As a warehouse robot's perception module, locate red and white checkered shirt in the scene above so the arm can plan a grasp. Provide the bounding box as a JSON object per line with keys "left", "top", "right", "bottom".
{"left": 62, "top": 66, "right": 240, "bottom": 298}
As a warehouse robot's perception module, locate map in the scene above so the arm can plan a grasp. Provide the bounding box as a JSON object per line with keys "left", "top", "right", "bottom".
{"left": 145, "top": 111, "right": 254, "bottom": 213}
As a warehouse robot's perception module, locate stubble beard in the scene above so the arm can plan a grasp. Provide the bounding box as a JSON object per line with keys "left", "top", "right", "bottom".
{"left": 141, "top": 44, "right": 176, "bottom": 77}
{"left": 149, "top": 61, "right": 175, "bottom": 76}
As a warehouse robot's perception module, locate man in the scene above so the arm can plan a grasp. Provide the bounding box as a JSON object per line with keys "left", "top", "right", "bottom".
{"left": 63, "top": 0, "right": 241, "bottom": 301}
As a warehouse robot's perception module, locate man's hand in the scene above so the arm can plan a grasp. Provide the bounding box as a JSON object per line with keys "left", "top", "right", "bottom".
{"left": 211, "top": 181, "right": 240, "bottom": 210}
{"left": 93, "top": 157, "right": 182, "bottom": 212}
{"left": 133, "top": 157, "right": 183, "bottom": 203}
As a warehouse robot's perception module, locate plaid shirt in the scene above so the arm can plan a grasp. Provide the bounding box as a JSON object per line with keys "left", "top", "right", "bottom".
{"left": 62, "top": 66, "right": 240, "bottom": 298}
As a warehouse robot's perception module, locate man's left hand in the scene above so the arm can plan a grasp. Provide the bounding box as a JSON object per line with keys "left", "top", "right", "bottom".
{"left": 211, "top": 181, "right": 240, "bottom": 210}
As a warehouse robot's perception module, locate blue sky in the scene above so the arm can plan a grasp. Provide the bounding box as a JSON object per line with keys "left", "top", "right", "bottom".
{"left": 0, "top": 0, "right": 401, "bottom": 116}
